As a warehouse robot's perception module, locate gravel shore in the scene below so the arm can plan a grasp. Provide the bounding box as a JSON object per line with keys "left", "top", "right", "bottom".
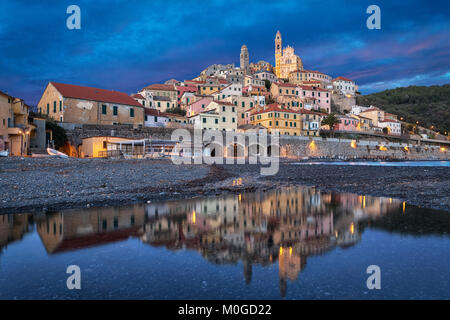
{"left": 0, "top": 157, "right": 449, "bottom": 213}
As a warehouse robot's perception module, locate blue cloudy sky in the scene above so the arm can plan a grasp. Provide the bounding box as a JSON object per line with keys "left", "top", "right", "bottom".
{"left": 1, "top": 0, "right": 449, "bottom": 106}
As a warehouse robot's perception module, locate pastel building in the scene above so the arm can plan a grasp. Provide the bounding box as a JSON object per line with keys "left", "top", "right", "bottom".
{"left": 298, "top": 109, "right": 326, "bottom": 136}
{"left": 298, "top": 86, "right": 331, "bottom": 113}
{"left": 333, "top": 77, "right": 358, "bottom": 96}
{"left": 289, "top": 70, "right": 332, "bottom": 88}
{"left": 253, "top": 70, "right": 278, "bottom": 83}
{"left": 0, "top": 90, "right": 33, "bottom": 156}
{"left": 250, "top": 104, "right": 301, "bottom": 136}
{"left": 38, "top": 82, "right": 144, "bottom": 127}
{"left": 186, "top": 97, "right": 213, "bottom": 117}
{"left": 139, "top": 84, "right": 177, "bottom": 110}
{"left": 144, "top": 108, "right": 169, "bottom": 127}
{"left": 213, "top": 83, "right": 242, "bottom": 100}
{"left": 379, "top": 119, "right": 401, "bottom": 135}
{"left": 334, "top": 115, "right": 358, "bottom": 132}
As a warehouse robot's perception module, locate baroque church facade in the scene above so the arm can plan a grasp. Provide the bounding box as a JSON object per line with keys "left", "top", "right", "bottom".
{"left": 274, "top": 31, "right": 303, "bottom": 80}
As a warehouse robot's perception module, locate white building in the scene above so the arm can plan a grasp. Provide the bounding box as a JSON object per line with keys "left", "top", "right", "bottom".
{"left": 244, "top": 75, "right": 265, "bottom": 87}
{"left": 350, "top": 105, "right": 371, "bottom": 115}
{"left": 214, "top": 83, "right": 242, "bottom": 100}
{"left": 379, "top": 119, "right": 401, "bottom": 135}
{"left": 253, "top": 70, "right": 278, "bottom": 83}
{"left": 144, "top": 108, "right": 169, "bottom": 127}
{"left": 189, "top": 110, "right": 220, "bottom": 130}
{"left": 206, "top": 101, "right": 238, "bottom": 131}
{"left": 333, "top": 77, "right": 358, "bottom": 96}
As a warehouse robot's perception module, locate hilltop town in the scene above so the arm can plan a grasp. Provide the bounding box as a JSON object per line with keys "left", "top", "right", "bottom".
{"left": 0, "top": 31, "right": 448, "bottom": 158}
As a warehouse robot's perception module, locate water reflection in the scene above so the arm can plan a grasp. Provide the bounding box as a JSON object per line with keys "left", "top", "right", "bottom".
{"left": 1, "top": 187, "right": 449, "bottom": 298}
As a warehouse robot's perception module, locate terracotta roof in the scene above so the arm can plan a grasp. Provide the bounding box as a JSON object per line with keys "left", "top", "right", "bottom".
{"left": 50, "top": 82, "right": 143, "bottom": 107}
{"left": 185, "top": 80, "right": 206, "bottom": 84}
{"left": 379, "top": 119, "right": 399, "bottom": 123}
{"left": 333, "top": 76, "right": 353, "bottom": 82}
{"left": 290, "top": 69, "right": 327, "bottom": 75}
{"left": 353, "top": 115, "right": 372, "bottom": 120}
{"left": 298, "top": 108, "right": 327, "bottom": 116}
{"left": 144, "top": 108, "right": 185, "bottom": 119}
{"left": 143, "top": 83, "right": 176, "bottom": 91}
{"left": 131, "top": 93, "right": 145, "bottom": 100}
{"left": 276, "top": 82, "right": 297, "bottom": 88}
{"left": 302, "top": 80, "right": 321, "bottom": 84}
{"left": 360, "top": 107, "right": 381, "bottom": 113}
{"left": 252, "top": 104, "right": 298, "bottom": 116}
{"left": 297, "top": 86, "right": 329, "bottom": 92}
{"left": 215, "top": 100, "right": 236, "bottom": 106}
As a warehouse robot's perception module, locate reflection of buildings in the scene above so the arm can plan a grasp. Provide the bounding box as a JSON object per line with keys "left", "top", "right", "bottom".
{"left": 36, "top": 205, "right": 146, "bottom": 254}
{"left": 7, "top": 185, "right": 402, "bottom": 298}
{"left": 0, "top": 214, "right": 31, "bottom": 253}
{"left": 140, "top": 187, "right": 401, "bottom": 297}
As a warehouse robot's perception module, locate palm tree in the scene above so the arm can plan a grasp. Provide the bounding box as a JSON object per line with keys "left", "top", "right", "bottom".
{"left": 321, "top": 113, "right": 339, "bottom": 138}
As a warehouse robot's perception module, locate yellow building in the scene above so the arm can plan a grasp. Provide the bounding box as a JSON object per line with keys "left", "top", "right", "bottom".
{"left": 250, "top": 104, "right": 301, "bottom": 136}
{"left": 351, "top": 114, "right": 372, "bottom": 132}
{"left": 0, "top": 90, "right": 33, "bottom": 156}
{"left": 275, "top": 31, "right": 303, "bottom": 80}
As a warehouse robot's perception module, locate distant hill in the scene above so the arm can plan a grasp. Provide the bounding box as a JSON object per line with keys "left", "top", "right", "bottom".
{"left": 356, "top": 84, "right": 450, "bottom": 134}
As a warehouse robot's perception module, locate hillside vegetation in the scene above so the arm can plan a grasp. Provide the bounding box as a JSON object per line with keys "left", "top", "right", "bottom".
{"left": 356, "top": 84, "right": 450, "bottom": 134}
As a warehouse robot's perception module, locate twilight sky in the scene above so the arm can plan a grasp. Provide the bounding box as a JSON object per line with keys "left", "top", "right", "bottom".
{"left": 1, "top": 0, "right": 449, "bottom": 106}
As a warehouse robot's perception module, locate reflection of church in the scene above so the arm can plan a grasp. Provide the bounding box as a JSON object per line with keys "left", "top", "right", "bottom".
{"left": 2, "top": 187, "right": 404, "bottom": 298}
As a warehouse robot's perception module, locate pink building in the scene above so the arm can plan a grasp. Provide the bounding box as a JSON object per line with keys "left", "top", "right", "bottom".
{"left": 298, "top": 86, "right": 331, "bottom": 113}
{"left": 334, "top": 115, "right": 358, "bottom": 132}
{"left": 176, "top": 85, "right": 198, "bottom": 107}
{"left": 186, "top": 97, "right": 213, "bottom": 117}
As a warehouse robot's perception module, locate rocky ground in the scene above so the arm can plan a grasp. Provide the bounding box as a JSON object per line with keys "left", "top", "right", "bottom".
{"left": 0, "top": 157, "right": 449, "bottom": 213}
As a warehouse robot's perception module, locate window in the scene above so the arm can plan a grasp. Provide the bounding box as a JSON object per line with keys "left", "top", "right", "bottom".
{"left": 215, "top": 118, "right": 218, "bottom": 124}
{"left": 232, "top": 117, "right": 235, "bottom": 123}
{"left": 113, "top": 106, "right": 118, "bottom": 116}
{"left": 222, "top": 106, "right": 226, "bottom": 112}
{"left": 53, "top": 101, "right": 56, "bottom": 113}
{"left": 130, "top": 108, "right": 134, "bottom": 117}
{"left": 102, "top": 104, "right": 107, "bottom": 115}
{"left": 145, "top": 115, "right": 148, "bottom": 121}
{"left": 232, "top": 107, "right": 235, "bottom": 112}
{"left": 222, "top": 117, "right": 226, "bottom": 122}
{"left": 47, "top": 103, "right": 49, "bottom": 114}
{"left": 59, "top": 101, "right": 62, "bottom": 111}
{"left": 103, "top": 141, "right": 107, "bottom": 149}
{"left": 202, "top": 117, "right": 206, "bottom": 123}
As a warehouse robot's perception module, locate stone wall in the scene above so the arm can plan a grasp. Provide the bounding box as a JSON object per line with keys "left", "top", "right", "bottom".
{"left": 279, "top": 136, "right": 448, "bottom": 160}
{"left": 331, "top": 93, "right": 355, "bottom": 113}
{"left": 62, "top": 123, "right": 449, "bottom": 160}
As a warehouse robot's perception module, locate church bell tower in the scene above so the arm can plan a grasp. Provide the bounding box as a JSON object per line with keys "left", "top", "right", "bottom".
{"left": 275, "top": 31, "right": 282, "bottom": 79}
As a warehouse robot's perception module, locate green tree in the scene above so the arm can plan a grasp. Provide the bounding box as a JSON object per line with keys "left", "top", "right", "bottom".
{"left": 264, "top": 79, "right": 271, "bottom": 91}
{"left": 321, "top": 113, "right": 340, "bottom": 137}
{"left": 165, "top": 107, "right": 186, "bottom": 116}
{"left": 45, "top": 120, "right": 67, "bottom": 149}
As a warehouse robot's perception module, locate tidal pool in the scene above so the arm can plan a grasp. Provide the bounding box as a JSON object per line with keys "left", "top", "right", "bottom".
{"left": 0, "top": 186, "right": 449, "bottom": 299}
